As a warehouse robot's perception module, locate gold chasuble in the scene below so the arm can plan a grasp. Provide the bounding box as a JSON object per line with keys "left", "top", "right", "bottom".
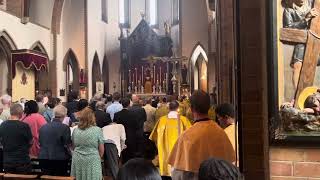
{"left": 150, "top": 112, "right": 191, "bottom": 176}
{"left": 168, "top": 120, "right": 235, "bottom": 173}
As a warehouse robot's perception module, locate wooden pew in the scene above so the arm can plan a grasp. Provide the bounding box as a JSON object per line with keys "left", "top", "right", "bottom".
{"left": 40, "top": 176, "right": 74, "bottom": 180}
{"left": 3, "top": 174, "right": 38, "bottom": 180}
{"left": 0, "top": 173, "right": 5, "bottom": 180}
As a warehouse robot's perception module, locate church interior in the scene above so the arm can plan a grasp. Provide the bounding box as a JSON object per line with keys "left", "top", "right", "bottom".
{"left": 1, "top": 0, "right": 320, "bottom": 179}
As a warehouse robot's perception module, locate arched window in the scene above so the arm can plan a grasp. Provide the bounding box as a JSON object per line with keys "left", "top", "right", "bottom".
{"left": 147, "top": 0, "right": 158, "bottom": 26}
{"left": 172, "top": 0, "right": 179, "bottom": 25}
{"left": 102, "top": 0, "right": 108, "bottom": 23}
{"left": 119, "top": 0, "right": 130, "bottom": 27}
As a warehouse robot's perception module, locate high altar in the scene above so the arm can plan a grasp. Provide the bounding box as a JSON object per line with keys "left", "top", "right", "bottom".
{"left": 119, "top": 19, "right": 189, "bottom": 97}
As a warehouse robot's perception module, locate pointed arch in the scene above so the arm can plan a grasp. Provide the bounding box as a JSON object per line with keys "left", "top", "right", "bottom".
{"left": 30, "top": 41, "right": 48, "bottom": 55}
{"left": 102, "top": 54, "right": 109, "bottom": 94}
{"left": 190, "top": 43, "right": 208, "bottom": 92}
{"left": 0, "top": 30, "right": 16, "bottom": 95}
{"left": 63, "top": 49, "right": 80, "bottom": 94}
{"left": 190, "top": 43, "right": 208, "bottom": 66}
{"left": 92, "top": 52, "right": 102, "bottom": 95}
{"left": 0, "top": 30, "right": 17, "bottom": 50}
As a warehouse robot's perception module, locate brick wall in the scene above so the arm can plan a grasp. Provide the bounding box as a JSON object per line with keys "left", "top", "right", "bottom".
{"left": 270, "top": 147, "right": 320, "bottom": 179}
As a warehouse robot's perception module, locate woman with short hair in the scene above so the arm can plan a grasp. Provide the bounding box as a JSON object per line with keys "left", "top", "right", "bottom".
{"left": 71, "top": 107, "right": 104, "bottom": 180}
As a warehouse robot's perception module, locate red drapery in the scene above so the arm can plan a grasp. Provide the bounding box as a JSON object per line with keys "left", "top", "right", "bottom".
{"left": 11, "top": 50, "right": 48, "bottom": 78}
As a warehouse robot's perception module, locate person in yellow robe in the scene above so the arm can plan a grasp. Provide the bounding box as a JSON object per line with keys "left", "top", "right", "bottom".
{"left": 150, "top": 101, "right": 191, "bottom": 177}
{"left": 168, "top": 91, "right": 235, "bottom": 180}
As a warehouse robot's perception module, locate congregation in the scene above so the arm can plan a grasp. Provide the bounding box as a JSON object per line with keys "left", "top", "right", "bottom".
{"left": 0, "top": 91, "right": 242, "bottom": 180}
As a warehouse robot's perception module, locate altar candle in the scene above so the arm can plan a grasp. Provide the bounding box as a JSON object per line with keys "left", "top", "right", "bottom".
{"left": 153, "top": 65, "right": 156, "bottom": 84}
{"left": 142, "top": 66, "right": 144, "bottom": 84}
{"left": 135, "top": 68, "right": 137, "bottom": 85}
{"left": 129, "top": 69, "right": 131, "bottom": 83}
{"left": 157, "top": 74, "right": 159, "bottom": 84}
{"left": 160, "top": 67, "right": 162, "bottom": 86}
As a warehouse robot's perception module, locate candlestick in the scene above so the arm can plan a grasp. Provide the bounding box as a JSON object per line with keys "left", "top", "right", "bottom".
{"left": 142, "top": 66, "right": 144, "bottom": 85}
{"left": 160, "top": 67, "right": 162, "bottom": 86}
{"left": 135, "top": 68, "right": 137, "bottom": 85}
{"left": 129, "top": 69, "right": 131, "bottom": 84}
{"left": 153, "top": 65, "right": 156, "bottom": 84}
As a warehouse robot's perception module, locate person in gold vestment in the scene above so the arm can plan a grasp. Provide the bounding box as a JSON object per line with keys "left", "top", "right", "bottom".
{"left": 150, "top": 101, "right": 191, "bottom": 177}
{"left": 168, "top": 91, "right": 235, "bottom": 180}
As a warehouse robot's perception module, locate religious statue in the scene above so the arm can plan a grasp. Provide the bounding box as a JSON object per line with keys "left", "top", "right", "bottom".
{"left": 80, "top": 69, "right": 87, "bottom": 84}
{"left": 282, "top": 0, "right": 320, "bottom": 89}
{"left": 144, "top": 68, "right": 152, "bottom": 94}
{"left": 159, "top": 85, "right": 162, "bottom": 93}
{"left": 181, "top": 64, "right": 188, "bottom": 84}
{"left": 128, "top": 85, "right": 131, "bottom": 93}
{"left": 141, "top": 86, "right": 144, "bottom": 94}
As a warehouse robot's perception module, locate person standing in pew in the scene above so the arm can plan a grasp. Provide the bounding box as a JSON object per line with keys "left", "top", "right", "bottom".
{"left": 39, "top": 105, "right": 72, "bottom": 176}
{"left": 0, "top": 104, "right": 33, "bottom": 174}
{"left": 71, "top": 107, "right": 105, "bottom": 180}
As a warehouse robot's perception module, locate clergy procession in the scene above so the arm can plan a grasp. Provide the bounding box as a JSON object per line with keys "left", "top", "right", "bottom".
{"left": 0, "top": 91, "right": 242, "bottom": 180}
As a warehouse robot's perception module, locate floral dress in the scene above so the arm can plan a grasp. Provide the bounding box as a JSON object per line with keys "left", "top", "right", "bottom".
{"left": 71, "top": 126, "right": 104, "bottom": 180}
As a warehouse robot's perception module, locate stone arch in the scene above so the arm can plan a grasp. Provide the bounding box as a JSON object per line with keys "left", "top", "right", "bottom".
{"left": 63, "top": 49, "right": 80, "bottom": 94}
{"left": 102, "top": 55, "right": 109, "bottom": 94}
{"left": 190, "top": 43, "right": 208, "bottom": 92}
{"left": 0, "top": 31, "right": 17, "bottom": 50}
{"left": 0, "top": 31, "right": 17, "bottom": 95}
{"left": 30, "top": 41, "right": 48, "bottom": 55}
{"left": 92, "top": 52, "right": 102, "bottom": 96}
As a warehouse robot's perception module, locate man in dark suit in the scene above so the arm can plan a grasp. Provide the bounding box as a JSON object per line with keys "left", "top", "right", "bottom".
{"left": 94, "top": 101, "right": 112, "bottom": 128}
{"left": 66, "top": 91, "right": 79, "bottom": 122}
{"left": 39, "top": 105, "right": 72, "bottom": 176}
{"left": 128, "top": 95, "right": 147, "bottom": 148}
{"left": 114, "top": 97, "right": 145, "bottom": 164}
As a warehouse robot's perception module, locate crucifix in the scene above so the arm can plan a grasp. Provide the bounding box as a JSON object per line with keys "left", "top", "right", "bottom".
{"left": 280, "top": 0, "right": 320, "bottom": 107}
